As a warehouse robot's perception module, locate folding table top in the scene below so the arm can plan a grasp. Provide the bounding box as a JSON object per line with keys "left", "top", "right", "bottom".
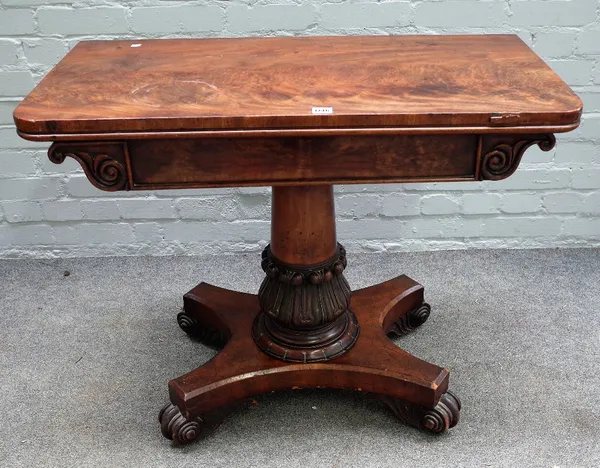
{"left": 14, "top": 34, "right": 581, "bottom": 139}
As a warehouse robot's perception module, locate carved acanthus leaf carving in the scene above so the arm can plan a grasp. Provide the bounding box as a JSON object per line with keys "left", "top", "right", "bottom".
{"left": 258, "top": 243, "right": 351, "bottom": 328}
{"left": 254, "top": 243, "right": 357, "bottom": 362}
{"left": 480, "top": 134, "right": 556, "bottom": 181}
{"left": 48, "top": 144, "right": 128, "bottom": 191}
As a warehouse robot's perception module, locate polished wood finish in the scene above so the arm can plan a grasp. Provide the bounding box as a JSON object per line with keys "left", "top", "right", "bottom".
{"left": 46, "top": 133, "right": 556, "bottom": 190}
{"left": 255, "top": 242, "right": 356, "bottom": 362}
{"left": 167, "top": 275, "right": 459, "bottom": 444}
{"left": 15, "top": 35, "right": 581, "bottom": 138}
{"left": 14, "top": 34, "right": 582, "bottom": 445}
{"left": 271, "top": 185, "right": 336, "bottom": 264}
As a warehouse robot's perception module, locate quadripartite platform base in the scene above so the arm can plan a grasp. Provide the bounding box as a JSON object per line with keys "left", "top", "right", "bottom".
{"left": 159, "top": 275, "right": 460, "bottom": 444}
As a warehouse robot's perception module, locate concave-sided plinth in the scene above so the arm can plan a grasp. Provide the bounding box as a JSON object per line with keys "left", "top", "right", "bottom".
{"left": 159, "top": 185, "right": 460, "bottom": 444}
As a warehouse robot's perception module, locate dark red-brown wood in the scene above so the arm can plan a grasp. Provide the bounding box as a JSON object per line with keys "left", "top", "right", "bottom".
{"left": 162, "top": 275, "right": 459, "bottom": 444}
{"left": 45, "top": 133, "right": 556, "bottom": 190}
{"left": 271, "top": 185, "right": 337, "bottom": 264}
{"left": 14, "top": 35, "right": 581, "bottom": 139}
{"left": 14, "top": 34, "right": 583, "bottom": 446}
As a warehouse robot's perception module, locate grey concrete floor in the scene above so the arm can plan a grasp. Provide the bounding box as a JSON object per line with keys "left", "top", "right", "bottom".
{"left": 1, "top": 249, "right": 599, "bottom": 468}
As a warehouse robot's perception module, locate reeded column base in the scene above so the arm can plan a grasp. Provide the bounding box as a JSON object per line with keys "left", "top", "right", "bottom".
{"left": 252, "top": 308, "right": 359, "bottom": 362}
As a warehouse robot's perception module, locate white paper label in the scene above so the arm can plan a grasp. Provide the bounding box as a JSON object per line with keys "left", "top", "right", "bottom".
{"left": 311, "top": 107, "right": 333, "bottom": 114}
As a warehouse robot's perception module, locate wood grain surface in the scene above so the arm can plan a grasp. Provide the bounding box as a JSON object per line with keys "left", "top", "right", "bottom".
{"left": 14, "top": 35, "right": 581, "bottom": 137}
{"left": 126, "top": 134, "right": 478, "bottom": 187}
{"left": 170, "top": 276, "right": 449, "bottom": 416}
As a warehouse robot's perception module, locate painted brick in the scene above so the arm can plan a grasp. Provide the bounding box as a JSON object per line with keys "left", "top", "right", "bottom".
{"left": 0, "top": 9, "right": 35, "bottom": 36}
{"left": 415, "top": 1, "right": 507, "bottom": 28}
{"left": 567, "top": 117, "right": 600, "bottom": 141}
{"left": 0, "top": 101, "right": 18, "bottom": 125}
{"left": 66, "top": 176, "right": 137, "bottom": 198}
{"left": 2, "top": 201, "right": 43, "bottom": 223}
{"left": 501, "top": 194, "right": 542, "bottom": 214}
{"left": 0, "top": 178, "right": 61, "bottom": 201}
{"left": 578, "top": 92, "right": 600, "bottom": 112}
{"left": 0, "top": 152, "right": 36, "bottom": 177}
{"left": 155, "top": 188, "right": 232, "bottom": 198}
{"left": 117, "top": 199, "right": 177, "bottom": 220}
{"left": 480, "top": 218, "right": 562, "bottom": 237}
{"left": 41, "top": 200, "right": 83, "bottom": 221}
{"left": 554, "top": 142, "right": 598, "bottom": 164}
{"left": 410, "top": 217, "right": 483, "bottom": 239}
{"left": 0, "top": 1, "right": 599, "bottom": 256}
{"left": 522, "top": 143, "right": 556, "bottom": 164}
{"left": 534, "top": 32, "right": 576, "bottom": 58}
{"left": 548, "top": 59, "right": 594, "bottom": 86}
{"left": 0, "top": 128, "right": 48, "bottom": 149}
{"left": 322, "top": 2, "right": 411, "bottom": 29}
{"left": 131, "top": 6, "right": 224, "bottom": 34}
{"left": 421, "top": 195, "right": 460, "bottom": 215}
{"left": 337, "top": 194, "right": 381, "bottom": 217}
{"left": 511, "top": 1, "right": 597, "bottom": 27}
{"left": 2, "top": 0, "right": 67, "bottom": 5}
{"left": 80, "top": 199, "right": 120, "bottom": 220}
{"left": 163, "top": 221, "right": 270, "bottom": 242}
{"left": 381, "top": 194, "right": 421, "bottom": 217}
{"left": 543, "top": 193, "right": 584, "bottom": 213}
{"left": 567, "top": 218, "right": 600, "bottom": 236}
{"left": 461, "top": 193, "right": 501, "bottom": 214}
{"left": 0, "top": 39, "right": 20, "bottom": 66}
{"left": 41, "top": 152, "right": 82, "bottom": 174}
{"left": 571, "top": 169, "right": 600, "bottom": 189}
{"left": 340, "top": 217, "right": 483, "bottom": 240}
{"left": 581, "top": 193, "right": 600, "bottom": 214}
{"left": 236, "top": 186, "right": 271, "bottom": 195}
{"left": 337, "top": 184, "right": 402, "bottom": 194}
{"left": 228, "top": 5, "right": 316, "bottom": 32}
{"left": 132, "top": 222, "right": 163, "bottom": 243}
{"left": 23, "top": 39, "right": 67, "bottom": 66}
{"left": 237, "top": 194, "right": 270, "bottom": 219}
{"left": 338, "top": 219, "right": 405, "bottom": 240}
{"left": 175, "top": 197, "right": 238, "bottom": 221}
{"left": 0, "top": 224, "right": 53, "bottom": 245}
{"left": 37, "top": 7, "right": 128, "bottom": 35}
{"left": 405, "top": 182, "right": 486, "bottom": 192}
{"left": 0, "top": 72, "right": 35, "bottom": 97}
{"left": 492, "top": 169, "right": 571, "bottom": 190}
{"left": 578, "top": 30, "right": 600, "bottom": 54}
{"left": 53, "top": 223, "right": 135, "bottom": 245}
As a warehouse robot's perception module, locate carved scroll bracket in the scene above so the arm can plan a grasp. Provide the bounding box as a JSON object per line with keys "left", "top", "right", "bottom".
{"left": 479, "top": 134, "right": 556, "bottom": 181}
{"left": 48, "top": 142, "right": 129, "bottom": 191}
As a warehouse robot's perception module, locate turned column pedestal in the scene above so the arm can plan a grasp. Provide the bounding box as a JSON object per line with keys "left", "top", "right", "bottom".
{"left": 159, "top": 185, "right": 460, "bottom": 444}
{"left": 254, "top": 185, "right": 358, "bottom": 362}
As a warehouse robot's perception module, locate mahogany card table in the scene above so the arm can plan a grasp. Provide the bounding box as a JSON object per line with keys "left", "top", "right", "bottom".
{"left": 14, "top": 35, "right": 581, "bottom": 444}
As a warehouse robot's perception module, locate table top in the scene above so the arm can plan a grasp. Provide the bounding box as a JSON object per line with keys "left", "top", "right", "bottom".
{"left": 14, "top": 34, "right": 581, "bottom": 139}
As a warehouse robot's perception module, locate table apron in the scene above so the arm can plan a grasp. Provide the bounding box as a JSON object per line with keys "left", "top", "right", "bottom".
{"left": 46, "top": 133, "right": 555, "bottom": 190}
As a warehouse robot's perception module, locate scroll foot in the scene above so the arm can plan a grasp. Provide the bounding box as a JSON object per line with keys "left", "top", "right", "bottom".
{"left": 176, "top": 310, "right": 227, "bottom": 348}
{"left": 379, "top": 390, "right": 461, "bottom": 433}
{"left": 387, "top": 302, "right": 431, "bottom": 336}
{"left": 159, "top": 403, "right": 202, "bottom": 445}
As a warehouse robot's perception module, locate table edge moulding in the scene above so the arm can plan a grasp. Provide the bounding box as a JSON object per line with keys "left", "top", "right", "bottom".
{"left": 13, "top": 34, "right": 582, "bottom": 445}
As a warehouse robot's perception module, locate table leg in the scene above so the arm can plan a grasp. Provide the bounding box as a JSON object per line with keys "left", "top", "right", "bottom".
{"left": 159, "top": 185, "right": 461, "bottom": 444}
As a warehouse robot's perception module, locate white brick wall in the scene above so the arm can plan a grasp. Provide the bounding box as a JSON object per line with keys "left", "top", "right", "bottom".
{"left": 1, "top": 0, "right": 599, "bottom": 258}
